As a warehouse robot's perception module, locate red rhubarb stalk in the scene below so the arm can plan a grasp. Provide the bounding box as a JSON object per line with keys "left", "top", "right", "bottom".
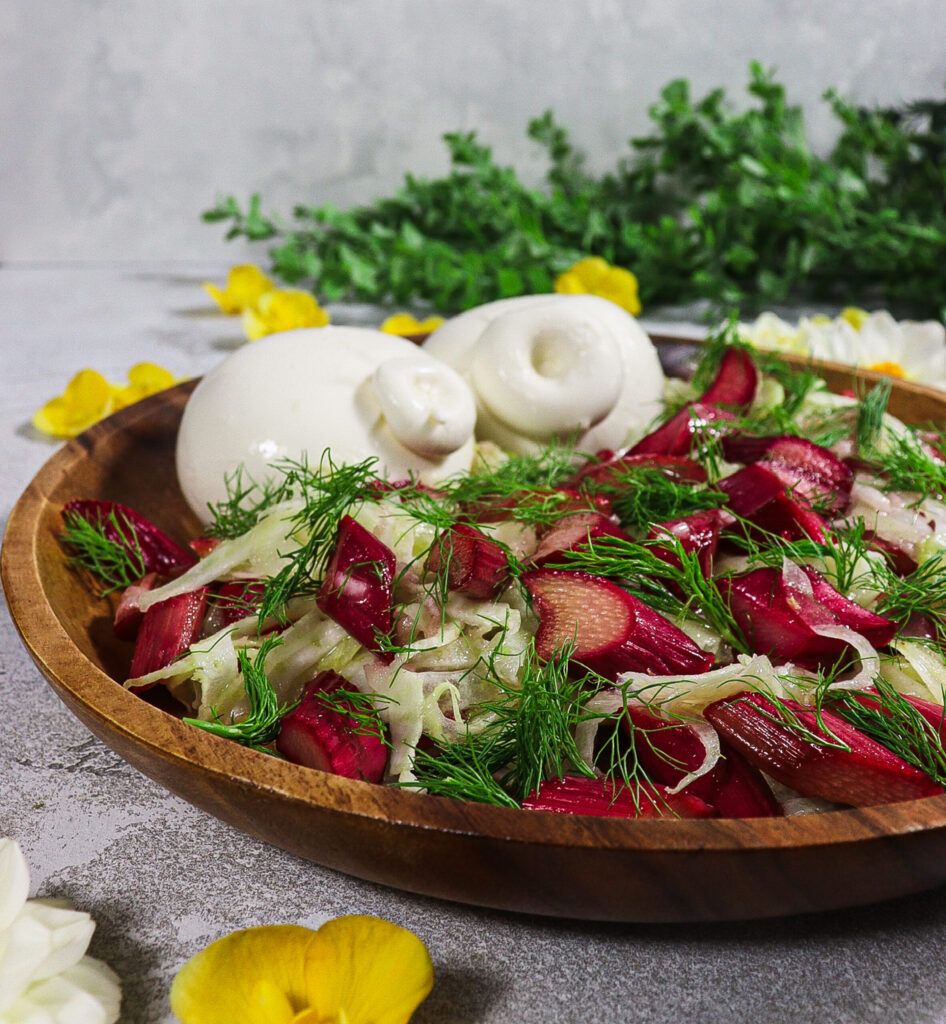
{"left": 276, "top": 671, "right": 388, "bottom": 782}
{"left": 522, "top": 775, "right": 716, "bottom": 818}
{"left": 317, "top": 516, "right": 397, "bottom": 662}
{"left": 705, "top": 692, "right": 943, "bottom": 806}
{"left": 63, "top": 499, "right": 196, "bottom": 576}
{"left": 521, "top": 569, "right": 714, "bottom": 679}
{"left": 128, "top": 587, "right": 208, "bottom": 687}
{"left": 425, "top": 524, "right": 510, "bottom": 599}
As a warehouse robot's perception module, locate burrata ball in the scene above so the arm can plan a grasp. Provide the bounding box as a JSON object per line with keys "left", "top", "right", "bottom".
{"left": 176, "top": 327, "right": 476, "bottom": 522}
{"left": 423, "top": 294, "right": 665, "bottom": 454}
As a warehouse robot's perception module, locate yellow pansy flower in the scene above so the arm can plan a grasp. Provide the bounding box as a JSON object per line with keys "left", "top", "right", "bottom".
{"left": 380, "top": 313, "right": 445, "bottom": 337}
{"left": 170, "top": 916, "right": 433, "bottom": 1024}
{"left": 33, "top": 369, "right": 115, "bottom": 438}
{"left": 204, "top": 265, "right": 274, "bottom": 314}
{"left": 33, "top": 363, "right": 180, "bottom": 439}
{"left": 554, "top": 256, "right": 641, "bottom": 316}
{"left": 243, "top": 289, "right": 331, "bottom": 341}
{"left": 110, "top": 362, "right": 178, "bottom": 410}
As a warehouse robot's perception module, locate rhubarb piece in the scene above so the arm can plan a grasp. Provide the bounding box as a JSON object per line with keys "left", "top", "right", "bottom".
{"left": 317, "top": 515, "right": 397, "bottom": 662}
{"left": 718, "top": 565, "right": 896, "bottom": 665}
{"left": 276, "top": 671, "right": 388, "bottom": 782}
{"left": 625, "top": 706, "right": 781, "bottom": 817}
{"left": 717, "top": 462, "right": 828, "bottom": 542}
{"left": 189, "top": 536, "right": 221, "bottom": 558}
{"left": 113, "top": 572, "right": 160, "bottom": 641}
{"left": 206, "top": 580, "right": 267, "bottom": 631}
{"left": 628, "top": 346, "right": 758, "bottom": 457}
{"left": 63, "top": 499, "right": 196, "bottom": 576}
{"left": 705, "top": 692, "right": 943, "bottom": 806}
{"left": 522, "top": 775, "right": 716, "bottom": 818}
{"left": 521, "top": 569, "right": 715, "bottom": 679}
{"left": 629, "top": 402, "right": 736, "bottom": 458}
{"left": 698, "top": 346, "right": 759, "bottom": 408}
{"left": 567, "top": 453, "right": 707, "bottom": 489}
{"left": 533, "top": 512, "right": 631, "bottom": 565}
{"left": 425, "top": 524, "right": 510, "bottom": 599}
{"left": 128, "top": 587, "right": 208, "bottom": 686}
{"left": 721, "top": 434, "right": 853, "bottom": 516}
{"left": 646, "top": 509, "right": 721, "bottom": 577}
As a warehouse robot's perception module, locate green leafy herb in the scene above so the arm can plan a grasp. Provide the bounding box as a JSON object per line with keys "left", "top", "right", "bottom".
{"left": 205, "top": 64, "right": 946, "bottom": 319}
{"left": 184, "top": 637, "right": 294, "bottom": 751}
{"left": 60, "top": 507, "right": 147, "bottom": 594}
{"left": 856, "top": 379, "right": 892, "bottom": 451}
{"left": 403, "top": 641, "right": 598, "bottom": 805}
{"left": 605, "top": 467, "right": 725, "bottom": 532}
{"left": 876, "top": 550, "right": 946, "bottom": 636}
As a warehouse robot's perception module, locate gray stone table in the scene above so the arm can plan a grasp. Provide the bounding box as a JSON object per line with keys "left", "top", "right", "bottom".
{"left": 3, "top": 265, "right": 946, "bottom": 1023}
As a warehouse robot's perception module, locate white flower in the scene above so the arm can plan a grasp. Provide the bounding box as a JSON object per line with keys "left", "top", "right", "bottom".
{"left": 804, "top": 311, "right": 946, "bottom": 389}
{"left": 736, "top": 312, "right": 807, "bottom": 355}
{"left": 736, "top": 309, "right": 946, "bottom": 391}
{"left": 0, "top": 839, "right": 121, "bottom": 1024}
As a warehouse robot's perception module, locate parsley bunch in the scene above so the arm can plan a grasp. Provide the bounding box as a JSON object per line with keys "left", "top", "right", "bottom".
{"left": 204, "top": 63, "right": 946, "bottom": 318}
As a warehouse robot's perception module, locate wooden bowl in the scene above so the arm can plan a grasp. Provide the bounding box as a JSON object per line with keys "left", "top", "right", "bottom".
{"left": 7, "top": 342, "right": 946, "bottom": 923}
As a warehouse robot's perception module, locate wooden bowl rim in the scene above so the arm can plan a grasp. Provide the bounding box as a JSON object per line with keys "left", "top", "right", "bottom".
{"left": 7, "top": 342, "right": 946, "bottom": 858}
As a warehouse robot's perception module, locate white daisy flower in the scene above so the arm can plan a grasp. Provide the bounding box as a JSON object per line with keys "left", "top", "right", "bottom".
{"left": 804, "top": 311, "right": 946, "bottom": 389}
{"left": 0, "top": 839, "right": 121, "bottom": 1023}
{"left": 736, "top": 312, "right": 807, "bottom": 355}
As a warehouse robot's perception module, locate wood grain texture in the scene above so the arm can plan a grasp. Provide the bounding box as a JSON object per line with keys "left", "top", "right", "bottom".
{"left": 6, "top": 342, "right": 946, "bottom": 922}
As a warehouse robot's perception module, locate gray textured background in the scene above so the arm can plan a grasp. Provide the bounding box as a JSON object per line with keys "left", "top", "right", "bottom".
{"left": 2, "top": 0, "right": 945, "bottom": 263}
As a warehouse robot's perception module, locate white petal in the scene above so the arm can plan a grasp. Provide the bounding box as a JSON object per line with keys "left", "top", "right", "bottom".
{"left": 0, "top": 901, "right": 94, "bottom": 1011}
{"left": 0, "top": 840, "right": 30, "bottom": 932}
{"left": 4, "top": 956, "right": 121, "bottom": 1024}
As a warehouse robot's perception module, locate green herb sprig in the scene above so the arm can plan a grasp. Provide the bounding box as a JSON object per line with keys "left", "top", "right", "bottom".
{"left": 205, "top": 64, "right": 946, "bottom": 319}
{"left": 60, "top": 507, "right": 147, "bottom": 595}
{"left": 184, "top": 637, "right": 295, "bottom": 752}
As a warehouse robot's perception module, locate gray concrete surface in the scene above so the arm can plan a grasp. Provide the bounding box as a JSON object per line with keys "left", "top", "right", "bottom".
{"left": 2, "top": 1, "right": 946, "bottom": 263}
{"left": 4, "top": 266, "right": 946, "bottom": 1022}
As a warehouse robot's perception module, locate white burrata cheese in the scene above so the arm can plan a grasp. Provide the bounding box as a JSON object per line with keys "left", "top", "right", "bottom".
{"left": 423, "top": 294, "right": 665, "bottom": 454}
{"left": 177, "top": 327, "right": 476, "bottom": 521}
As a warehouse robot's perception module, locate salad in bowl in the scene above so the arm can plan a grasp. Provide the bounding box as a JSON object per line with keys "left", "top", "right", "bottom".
{"left": 58, "top": 310, "right": 946, "bottom": 823}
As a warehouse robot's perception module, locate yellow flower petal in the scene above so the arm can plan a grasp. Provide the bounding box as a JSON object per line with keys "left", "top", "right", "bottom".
{"left": 204, "top": 265, "right": 274, "bottom": 314}
{"left": 170, "top": 917, "right": 432, "bottom": 1024}
{"left": 554, "top": 257, "right": 641, "bottom": 315}
{"left": 300, "top": 916, "right": 433, "bottom": 1024}
{"left": 111, "top": 362, "right": 178, "bottom": 410}
{"left": 867, "top": 360, "right": 906, "bottom": 378}
{"left": 841, "top": 306, "right": 870, "bottom": 330}
{"left": 32, "top": 369, "right": 114, "bottom": 438}
{"left": 170, "top": 925, "right": 316, "bottom": 1024}
{"left": 380, "top": 313, "right": 445, "bottom": 336}
{"left": 243, "top": 289, "right": 331, "bottom": 341}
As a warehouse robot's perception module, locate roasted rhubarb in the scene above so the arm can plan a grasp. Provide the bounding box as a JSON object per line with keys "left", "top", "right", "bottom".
{"left": 522, "top": 775, "right": 716, "bottom": 818}
{"left": 128, "top": 587, "right": 208, "bottom": 685}
{"left": 317, "top": 515, "right": 397, "bottom": 662}
{"left": 718, "top": 565, "right": 896, "bottom": 665}
{"left": 626, "top": 706, "right": 781, "bottom": 817}
{"left": 276, "top": 671, "right": 388, "bottom": 782}
{"left": 522, "top": 569, "right": 715, "bottom": 679}
{"left": 425, "top": 523, "right": 510, "bottom": 598}
{"left": 705, "top": 692, "right": 943, "bottom": 806}
{"left": 63, "top": 499, "right": 196, "bottom": 577}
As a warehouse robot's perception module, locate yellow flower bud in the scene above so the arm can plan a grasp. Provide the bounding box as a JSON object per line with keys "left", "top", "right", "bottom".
{"left": 380, "top": 313, "right": 445, "bottom": 336}
{"left": 243, "top": 289, "right": 331, "bottom": 341}
{"left": 204, "top": 265, "right": 274, "bottom": 314}
{"left": 554, "top": 256, "right": 641, "bottom": 315}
